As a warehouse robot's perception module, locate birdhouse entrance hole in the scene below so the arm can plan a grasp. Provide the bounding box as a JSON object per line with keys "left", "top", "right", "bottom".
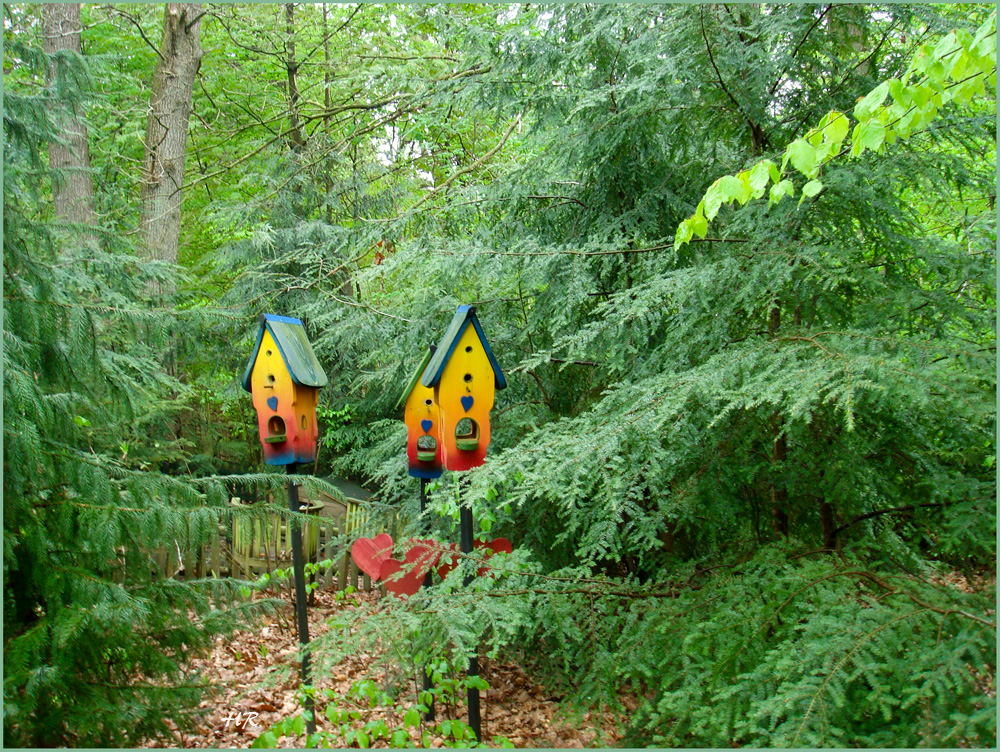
{"left": 265, "top": 415, "right": 287, "bottom": 443}
{"left": 416, "top": 434, "right": 438, "bottom": 461}
{"left": 455, "top": 417, "right": 480, "bottom": 450}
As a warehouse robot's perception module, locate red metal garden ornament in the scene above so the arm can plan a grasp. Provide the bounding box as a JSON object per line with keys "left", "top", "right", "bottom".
{"left": 351, "top": 533, "right": 393, "bottom": 581}
{"left": 349, "top": 535, "right": 513, "bottom": 598}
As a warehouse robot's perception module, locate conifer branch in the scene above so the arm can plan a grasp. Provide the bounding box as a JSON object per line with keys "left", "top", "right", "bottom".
{"left": 406, "top": 114, "right": 523, "bottom": 214}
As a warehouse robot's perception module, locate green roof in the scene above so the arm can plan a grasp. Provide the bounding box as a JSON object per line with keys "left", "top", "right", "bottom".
{"left": 394, "top": 346, "right": 435, "bottom": 411}
{"left": 241, "top": 314, "right": 328, "bottom": 392}
{"left": 421, "top": 305, "right": 506, "bottom": 390}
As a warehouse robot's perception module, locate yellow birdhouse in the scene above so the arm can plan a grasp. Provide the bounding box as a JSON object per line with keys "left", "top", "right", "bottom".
{"left": 396, "top": 346, "right": 443, "bottom": 479}
{"left": 420, "top": 306, "right": 506, "bottom": 472}
{"left": 241, "top": 314, "right": 328, "bottom": 465}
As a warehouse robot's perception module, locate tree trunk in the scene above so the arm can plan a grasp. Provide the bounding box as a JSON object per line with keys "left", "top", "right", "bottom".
{"left": 140, "top": 3, "right": 203, "bottom": 294}
{"left": 769, "top": 301, "right": 789, "bottom": 537}
{"left": 831, "top": 5, "right": 870, "bottom": 77}
{"left": 285, "top": 3, "right": 305, "bottom": 151}
{"left": 321, "top": 3, "right": 334, "bottom": 223}
{"left": 819, "top": 499, "right": 836, "bottom": 550}
{"left": 771, "top": 415, "right": 789, "bottom": 537}
{"left": 42, "top": 3, "right": 95, "bottom": 226}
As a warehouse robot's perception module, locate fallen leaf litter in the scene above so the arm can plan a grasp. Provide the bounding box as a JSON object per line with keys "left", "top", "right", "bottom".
{"left": 145, "top": 588, "right": 629, "bottom": 748}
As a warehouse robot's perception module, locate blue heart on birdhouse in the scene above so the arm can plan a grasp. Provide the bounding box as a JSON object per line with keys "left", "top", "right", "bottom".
{"left": 421, "top": 419, "right": 433, "bottom": 433}
{"left": 461, "top": 395, "right": 474, "bottom": 412}
{"left": 267, "top": 396, "right": 278, "bottom": 411}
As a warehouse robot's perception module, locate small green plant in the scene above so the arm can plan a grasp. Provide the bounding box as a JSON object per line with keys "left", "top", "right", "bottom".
{"left": 250, "top": 674, "right": 513, "bottom": 749}
{"left": 253, "top": 559, "right": 336, "bottom": 596}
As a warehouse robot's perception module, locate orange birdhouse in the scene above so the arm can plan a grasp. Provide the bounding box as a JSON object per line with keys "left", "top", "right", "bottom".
{"left": 242, "top": 314, "right": 328, "bottom": 465}
{"left": 396, "top": 346, "right": 443, "bottom": 479}
{"left": 420, "top": 306, "right": 506, "bottom": 472}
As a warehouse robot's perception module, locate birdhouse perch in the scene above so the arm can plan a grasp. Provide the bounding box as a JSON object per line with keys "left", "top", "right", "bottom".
{"left": 242, "top": 314, "right": 328, "bottom": 465}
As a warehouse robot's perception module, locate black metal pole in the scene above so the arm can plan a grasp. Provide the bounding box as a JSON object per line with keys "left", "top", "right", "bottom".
{"left": 420, "top": 477, "right": 435, "bottom": 722}
{"left": 287, "top": 463, "right": 316, "bottom": 736}
{"left": 458, "top": 474, "right": 481, "bottom": 742}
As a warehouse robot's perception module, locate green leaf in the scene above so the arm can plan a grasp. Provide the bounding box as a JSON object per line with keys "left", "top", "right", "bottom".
{"left": 748, "top": 160, "right": 774, "bottom": 197}
{"left": 932, "top": 31, "right": 959, "bottom": 65}
{"left": 690, "top": 205, "right": 708, "bottom": 239}
{"left": 822, "top": 111, "right": 849, "bottom": 145}
{"left": 974, "top": 20, "right": 997, "bottom": 57}
{"left": 674, "top": 218, "right": 694, "bottom": 250}
{"left": 703, "top": 180, "right": 724, "bottom": 220}
{"left": 737, "top": 171, "right": 754, "bottom": 205}
{"left": 854, "top": 80, "right": 890, "bottom": 121}
{"left": 716, "top": 174, "right": 745, "bottom": 206}
{"left": 768, "top": 179, "right": 795, "bottom": 206}
{"left": 785, "top": 139, "right": 819, "bottom": 178}
{"left": 801, "top": 180, "right": 823, "bottom": 198}
{"left": 403, "top": 706, "right": 421, "bottom": 728}
{"left": 888, "top": 79, "right": 911, "bottom": 108}
{"left": 466, "top": 675, "right": 489, "bottom": 691}
{"left": 251, "top": 731, "right": 279, "bottom": 749}
{"left": 857, "top": 121, "right": 886, "bottom": 153}
{"left": 291, "top": 714, "right": 306, "bottom": 736}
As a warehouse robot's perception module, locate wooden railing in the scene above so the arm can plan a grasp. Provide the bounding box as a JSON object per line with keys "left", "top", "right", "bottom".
{"left": 140, "top": 484, "right": 398, "bottom": 593}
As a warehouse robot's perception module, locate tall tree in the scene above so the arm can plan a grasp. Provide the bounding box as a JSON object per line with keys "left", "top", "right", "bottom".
{"left": 284, "top": 3, "right": 305, "bottom": 151}
{"left": 42, "top": 2, "right": 94, "bottom": 225}
{"left": 140, "top": 3, "right": 203, "bottom": 293}
{"left": 3, "top": 22, "right": 268, "bottom": 745}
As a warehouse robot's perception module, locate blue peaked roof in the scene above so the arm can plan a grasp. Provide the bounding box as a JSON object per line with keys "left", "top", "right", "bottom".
{"left": 420, "top": 305, "right": 506, "bottom": 390}
{"left": 241, "top": 314, "right": 328, "bottom": 392}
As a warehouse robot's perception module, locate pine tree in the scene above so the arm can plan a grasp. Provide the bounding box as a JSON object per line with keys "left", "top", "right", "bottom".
{"left": 2, "top": 29, "right": 271, "bottom": 747}
{"left": 232, "top": 5, "right": 994, "bottom": 746}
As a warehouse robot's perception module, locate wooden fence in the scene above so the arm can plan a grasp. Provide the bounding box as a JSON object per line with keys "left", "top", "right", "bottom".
{"left": 142, "top": 484, "right": 396, "bottom": 592}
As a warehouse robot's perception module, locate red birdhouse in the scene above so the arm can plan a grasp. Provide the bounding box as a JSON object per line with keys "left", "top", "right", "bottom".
{"left": 242, "top": 314, "right": 328, "bottom": 465}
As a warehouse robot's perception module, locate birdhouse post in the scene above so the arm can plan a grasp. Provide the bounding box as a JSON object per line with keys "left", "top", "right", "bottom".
{"left": 419, "top": 305, "right": 506, "bottom": 740}
{"left": 396, "top": 344, "right": 444, "bottom": 720}
{"left": 242, "top": 313, "right": 327, "bottom": 736}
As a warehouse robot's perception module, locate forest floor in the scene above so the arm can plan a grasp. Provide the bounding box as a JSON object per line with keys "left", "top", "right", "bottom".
{"left": 151, "top": 588, "right": 629, "bottom": 749}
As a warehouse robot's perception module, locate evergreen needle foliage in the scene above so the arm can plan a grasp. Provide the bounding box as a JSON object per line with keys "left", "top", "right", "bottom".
{"left": 2, "top": 35, "right": 277, "bottom": 746}
{"left": 3, "top": 3, "right": 995, "bottom": 747}
{"left": 233, "top": 5, "right": 994, "bottom": 746}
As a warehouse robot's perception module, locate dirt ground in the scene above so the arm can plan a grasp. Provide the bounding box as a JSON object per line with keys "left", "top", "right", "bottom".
{"left": 149, "top": 588, "right": 627, "bottom": 749}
